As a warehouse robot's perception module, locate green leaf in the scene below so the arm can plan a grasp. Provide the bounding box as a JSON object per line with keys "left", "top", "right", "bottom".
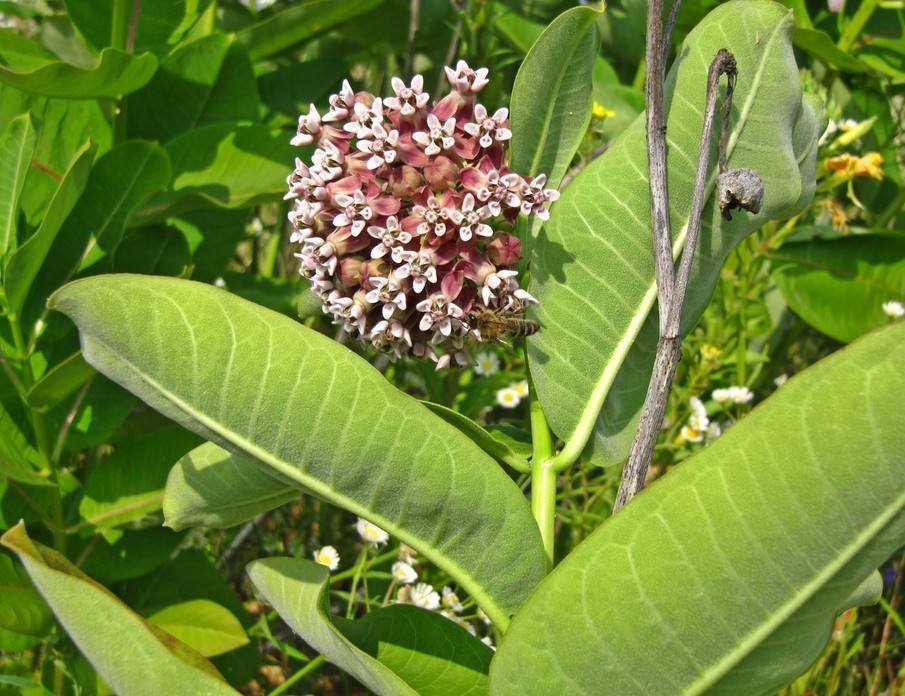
{"left": 248, "top": 557, "right": 492, "bottom": 696}
{"left": 0, "top": 30, "right": 158, "bottom": 99}
{"left": 79, "top": 425, "right": 202, "bottom": 530}
{"left": 423, "top": 402, "right": 529, "bottom": 472}
{"left": 48, "top": 377, "right": 136, "bottom": 452}
{"left": 491, "top": 323, "right": 905, "bottom": 695}
{"left": 527, "top": 0, "right": 821, "bottom": 466}
{"left": 792, "top": 27, "right": 869, "bottom": 74}
{"left": 26, "top": 352, "right": 95, "bottom": 411}
{"left": 73, "top": 140, "right": 172, "bottom": 254}
{"left": 49, "top": 275, "right": 546, "bottom": 628}
{"left": 65, "top": 0, "right": 208, "bottom": 56}
{"left": 164, "top": 442, "right": 299, "bottom": 530}
{"left": 258, "top": 57, "right": 347, "bottom": 118}
{"left": 0, "top": 522, "right": 236, "bottom": 695}
{"left": 0, "top": 552, "right": 53, "bottom": 640}
{"left": 0, "top": 85, "right": 112, "bottom": 227}
{"left": 78, "top": 527, "right": 184, "bottom": 582}
{"left": 127, "top": 35, "right": 258, "bottom": 142}
{"left": 0, "top": 113, "right": 36, "bottom": 261}
{"left": 3, "top": 139, "right": 95, "bottom": 315}
{"left": 509, "top": 6, "right": 598, "bottom": 188}
{"left": 148, "top": 600, "right": 249, "bottom": 658}
{"left": 0, "top": 400, "right": 49, "bottom": 487}
{"left": 238, "top": 0, "right": 385, "bottom": 61}
{"left": 111, "top": 225, "right": 193, "bottom": 276}
{"left": 140, "top": 124, "right": 295, "bottom": 215}
{"left": 771, "top": 234, "right": 905, "bottom": 343}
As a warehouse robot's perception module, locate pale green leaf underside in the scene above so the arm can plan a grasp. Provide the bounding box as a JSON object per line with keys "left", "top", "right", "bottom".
{"left": 164, "top": 441, "right": 300, "bottom": 530}
{"left": 50, "top": 275, "right": 546, "bottom": 629}
{"left": 528, "top": 0, "right": 821, "bottom": 465}
{"left": 248, "top": 557, "right": 492, "bottom": 696}
{"left": 492, "top": 323, "right": 905, "bottom": 695}
{"left": 1, "top": 522, "right": 234, "bottom": 695}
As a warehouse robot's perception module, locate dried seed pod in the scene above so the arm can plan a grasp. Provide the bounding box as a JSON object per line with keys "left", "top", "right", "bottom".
{"left": 717, "top": 167, "right": 764, "bottom": 220}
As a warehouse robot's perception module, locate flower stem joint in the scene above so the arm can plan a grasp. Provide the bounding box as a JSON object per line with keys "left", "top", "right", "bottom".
{"left": 287, "top": 63, "right": 559, "bottom": 370}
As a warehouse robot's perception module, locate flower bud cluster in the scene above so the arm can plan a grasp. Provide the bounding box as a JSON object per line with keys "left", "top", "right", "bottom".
{"left": 286, "top": 61, "right": 559, "bottom": 368}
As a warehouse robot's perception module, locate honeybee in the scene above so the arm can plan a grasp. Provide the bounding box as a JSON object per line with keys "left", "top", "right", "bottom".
{"left": 469, "top": 307, "right": 540, "bottom": 342}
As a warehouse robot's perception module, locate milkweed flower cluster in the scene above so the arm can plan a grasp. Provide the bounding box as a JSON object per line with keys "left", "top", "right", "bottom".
{"left": 286, "top": 61, "right": 558, "bottom": 369}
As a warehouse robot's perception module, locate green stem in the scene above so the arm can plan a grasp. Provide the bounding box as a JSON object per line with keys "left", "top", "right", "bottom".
{"left": 111, "top": 0, "right": 129, "bottom": 50}
{"left": 876, "top": 188, "right": 905, "bottom": 228}
{"left": 330, "top": 548, "right": 396, "bottom": 584}
{"left": 269, "top": 655, "right": 326, "bottom": 696}
{"left": 345, "top": 546, "right": 370, "bottom": 618}
{"left": 838, "top": 0, "right": 879, "bottom": 52}
{"left": 530, "top": 460, "right": 556, "bottom": 570}
{"left": 528, "top": 370, "right": 556, "bottom": 569}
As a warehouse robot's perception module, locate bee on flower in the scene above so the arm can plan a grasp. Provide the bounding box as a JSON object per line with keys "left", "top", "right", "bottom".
{"left": 287, "top": 61, "right": 558, "bottom": 370}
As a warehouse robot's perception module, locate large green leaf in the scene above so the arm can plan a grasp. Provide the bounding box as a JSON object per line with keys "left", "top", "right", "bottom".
{"left": 527, "top": 0, "right": 821, "bottom": 466}
{"left": 3, "top": 139, "right": 95, "bottom": 315}
{"left": 164, "top": 442, "right": 299, "bottom": 530}
{"left": 238, "top": 0, "right": 385, "bottom": 61}
{"left": 491, "top": 323, "right": 905, "bottom": 695}
{"left": 0, "top": 113, "right": 36, "bottom": 261}
{"left": 21, "top": 139, "right": 172, "bottom": 327}
{"left": 509, "top": 6, "right": 598, "bottom": 189}
{"left": 126, "top": 34, "right": 258, "bottom": 142}
{"left": 0, "top": 552, "right": 53, "bottom": 641}
{"left": 248, "top": 557, "right": 493, "bottom": 696}
{"left": 138, "top": 124, "right": 294, "bottom": 216}
{"left": 0, "top": 85, "right": 112, "bottom": 227}
{"left": 26, "top": 352, "right": 95, "bottom": 412}
{"left": 50, "top": 275, "right": 546, "bottom": 628}
{"left": 0, "top": 402, "right": 51, "bottom": 487}
{"left": 1, "top": 522, "right": 236, "bottom": 695}
{"left": 771, "top": 234, "right": 905, "bottom": 343}
{"left": 148, "top": 600, "right": 249, "bottom": 658}
{"left": 0, "top": 30, "right": 157, "bottom": 99}
{"left": 792, "top": 27, "right": 868, "bottom": 74}
{"left": 65, "top": 0, "right": 207, "bottom": 56}
{"left": 79, "top": 425, "right": 202, "bottom": 530}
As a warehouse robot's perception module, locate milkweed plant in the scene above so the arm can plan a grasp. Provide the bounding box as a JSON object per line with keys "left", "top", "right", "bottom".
{"left": 0, "top": 1, "right": 902, "bottom": 695}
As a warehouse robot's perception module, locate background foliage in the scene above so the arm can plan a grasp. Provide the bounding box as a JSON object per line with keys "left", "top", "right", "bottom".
{"left": 0, "top": 0, "right": 902, "bottom": 694}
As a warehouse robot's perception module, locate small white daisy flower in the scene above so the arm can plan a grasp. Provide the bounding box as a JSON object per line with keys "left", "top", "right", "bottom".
{"left": 398, "top": 543, "right": 418, "bottom": 564}
{"left": 679, "top": 425, "right": 704, "bottom": 444}
{"left": 474, "top": 351, "right": 499, "bottom": 376}
{"left": 882, "top": 300, "right": 905, "bottom": 318}
{"left": 441, "top": 586, "right": 464, "bottom": 613}
{"left": 688, "top": 396, "right": 709, "bottom": 432}
{"left": 706, "top": 421, "right": 723, "bottom": 441}
{"left": 513, "top": 380, "right": 529, "bottom": 398}
{"left": 774, "top": 373, "right": 788, "bottom": 388}
{"left": 391, "top": 561, "right": 418, "bottom": 585}
{"left": 312, "top": 545, "right": 340, "bottom": 571}
{"left": 496, "top": 386, "right": 520, "bottom": 408}
{"left": 410, "top": 582, "right": 440, "bottom": 610}
{"left": 727, "top": 386, "right": 754, "bottom": 404}
{"left": 356, "top": 517, "right": 389, "bottom": 546}
{"left": 712, "top": 388, "right": 731, "bottom": 403}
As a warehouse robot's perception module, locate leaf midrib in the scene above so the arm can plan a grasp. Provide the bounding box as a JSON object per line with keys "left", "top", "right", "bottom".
{"left": 525, "top": 8, "right": 595, "bottom": 176}
{"left": 1, "top": 117, "right": 32, "bottom": 255}
{"left": 82, "top": 333, "right": 512, "bottom": 631}
{"left": 685, "top": 485, "right": 905, "bottom": 693}
{"left": 559, "top": 13, "right": 789, "bottom": 453}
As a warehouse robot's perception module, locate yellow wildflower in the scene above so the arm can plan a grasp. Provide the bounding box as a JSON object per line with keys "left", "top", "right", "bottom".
{"left": 700, "top": 343, "right": 722, "bottom": 361}
{"left": 591, "top": 101, "right": 615, "bottom": 119}
{"left": 826, "top": 152, "right": 884, "bottom": 180}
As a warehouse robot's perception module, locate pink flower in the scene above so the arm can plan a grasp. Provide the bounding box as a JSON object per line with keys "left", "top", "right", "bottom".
{"left": 385, "top": 75, "right": 430, "bottom": 116}
{"left": 464, "top": 105, "right": 512, "bottom": 149}
{"left": 444, "top": 60, "right": 490, "bottom": 94}
{"left": 286, "top": 63, "right": 558, "bottom": 367}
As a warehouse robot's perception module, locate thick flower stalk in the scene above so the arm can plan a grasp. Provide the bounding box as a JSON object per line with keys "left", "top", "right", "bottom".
{"left": 286, "top": 62, "right": 558, "bottom": 369}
